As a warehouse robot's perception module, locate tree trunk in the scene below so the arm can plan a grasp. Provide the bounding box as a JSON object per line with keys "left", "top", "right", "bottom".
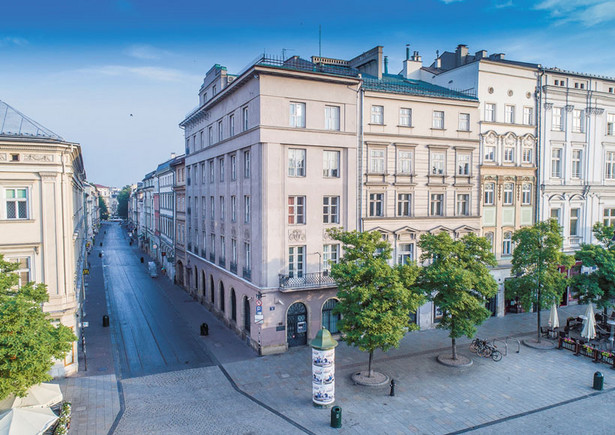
{"left": 536, "top": 290, "right": 542, "bottom": 344}
{"left": 368, "top": 350, "right": 374, "bottom": 378}
{"left": 452, "top": 337, "right": 457, "bottom": 360}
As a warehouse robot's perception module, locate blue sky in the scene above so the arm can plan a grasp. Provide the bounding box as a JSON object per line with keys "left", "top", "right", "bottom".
{"left": 1, "top": 0, "right": 614, "bottom": 187}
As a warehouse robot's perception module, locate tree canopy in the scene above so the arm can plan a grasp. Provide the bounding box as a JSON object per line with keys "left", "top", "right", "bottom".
{"left": 116, "top": 185, "right": 132, "bottom": 219}
{"left": 98, "top": 196, "right": 109, "bottom": 220}
{"left": 328, "top": 229, "right": 424, "bottom": 377}
{"left": 0, "top": 255, "right": 76, "bottom": 399}
{"left": 505, "top": 219, "right": 573, "bottom": 342}
{"left": 416, "top": 231, "right": 498, "bottom": 360}
{"left": 572, "top": 223, "right": 615, "bottom": 318}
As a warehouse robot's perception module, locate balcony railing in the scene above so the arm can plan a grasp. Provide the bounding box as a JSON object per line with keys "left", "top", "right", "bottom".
{"left": 218, "top": 257, "right": 226, "bottom": 268}
{"left": 243, "top": 267, "right": 252, "bottom": 281}
{"left": 230, "top": 261, "right": 237, "bottom": 274}
{"left": 279, "top": 271, "right": 336, "bottom": 290}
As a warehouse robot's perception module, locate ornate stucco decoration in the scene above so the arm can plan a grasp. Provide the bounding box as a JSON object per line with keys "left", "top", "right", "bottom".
{"left": 244, "top": 229, "right": 250, "bottom": 240}
{"left": 0, "top": 153, "right": 7, "bottom": 161}
{"left": 287, "top": 229, "right": 304, "bottom": 241}
{"left": 586, "top": 107, "right": 605, "bottom": 115}
{"left": 231, "top": 226, "right": 237, "bottom": 237}
{"left": 484, "top": 132, "right": 498, "bottom": 145}
{"left": 504, "top": 133, "right": 517, "bottom": 146}
{"left": 522, "top": 135, "right": 536, "bottom": 147}
{"left": 564, "top": 105, "right": 574, "bottom": 112}
{"left": 544, "top": 103, "right": 553, "bottom": 110}
{"left": 23, "top": 154, "right": 54, "bottom": 162}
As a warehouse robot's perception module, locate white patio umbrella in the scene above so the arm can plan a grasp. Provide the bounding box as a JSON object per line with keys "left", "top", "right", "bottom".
{"left": 0, "top": 383, "right": 63, "bottom": 411}
{"left": 0, "top": 407, "right": 58, "bottom": 435}
{"left": 581, "top": 303, "right": 597, "bottom": 342}
{"left": 548, "top": 302, "right": 560, "bottom": 329}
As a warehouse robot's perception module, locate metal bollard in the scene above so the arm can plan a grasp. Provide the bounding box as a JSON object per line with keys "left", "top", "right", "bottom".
{"left": 200, "top": 323, "right": 209, "bottom": 336}
{"left": 102, "top": 315, "right": 110, "bottom": 327}
{"left": 390, "top": 379, "right": 396, "bottom": 396}
{"left": 100, "top": 242, "right": 103, "bottom": 247}
{"left": 593, "top": 371, "right": 604, "bottom": 390}
{"left": 140, "top": 257, "right": 144, "bottom": 263}
{"left": 330, "top": 405, "right": 342, "bottom": 429}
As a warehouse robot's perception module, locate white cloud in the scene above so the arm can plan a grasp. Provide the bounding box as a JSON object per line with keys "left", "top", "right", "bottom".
{"left": 535, "top": 0, "right": 615, "bottom": 26}
{"left": 440, "top": 0, "right": 464, "bottom": 3}
{"left": 74, "top": 65, "right": 199, "bottom": 82}
{"left": 124, "top": 44, "right": 170, "bottom": 60}
{"left": 494, "top": 0, "right": 514, "bottom": 8}
{"left": 0, "top": 37, "right": 28, "bottom": 47}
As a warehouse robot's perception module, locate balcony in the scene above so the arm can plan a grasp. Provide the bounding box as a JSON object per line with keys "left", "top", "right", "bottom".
{"left": 201, "top": 249, "right": 206, "bottom": 258}
{"left": 209, "top": 252, "right": 215, "bottom": 262}
{"left": 243, "top": 267, "right": 252, "bottom": 281}
{"left": 278, "top": 271, "right": 336, "bottom": 290}
{"left": 218, "top": 257, "right": 226, "bottom": 268}
{"left": 230, "top": 261, "right": 237, "bottom": 274}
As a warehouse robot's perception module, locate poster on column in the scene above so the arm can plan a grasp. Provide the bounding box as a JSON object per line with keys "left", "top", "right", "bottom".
{"left": 312, "top": 348, "right": 335, "bottom": 406}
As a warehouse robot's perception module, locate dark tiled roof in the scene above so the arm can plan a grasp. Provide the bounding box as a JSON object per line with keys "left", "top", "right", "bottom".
{"left": 362, "top": 73, "right": 477, "bottom": 101}
{"left": 0, "top": 100, "right": 63, "bottom": 141}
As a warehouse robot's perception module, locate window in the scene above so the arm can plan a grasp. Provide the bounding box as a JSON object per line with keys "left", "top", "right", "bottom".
{"left": 457, "top": 154, "right": 470, "bottom": 175}
{"left": 232, "top": 238, "right": 237, "bottom": 263}
{"left": 322, "top": 299, "right": 340, "bottom": 333}
{"left": 572, "top": 150, "right": 582, "bottom": 178}
{"left": 458, "top": 113, "right": 470, "bottom": 131}
{"left": 397, "top": 243, "right": 414, "bottom": 265}
{"left": 432, "top": 111, "right": 444, "bottom": 129}
{"left": 219, "top": 196, "right": 225, "bottom": 220}
{"left": 231, "top": 155, "right": 237, "bottom": 180}
{"left": 550, "top": 208, "right": 561, "bottom": 225}
{"left": 522, "top": 184, "right": 532, "bottom": 205}
{"left": 522, "top": 146, "right": 533, "bottom": 164}
{"left": 484, "top": 183, "right": 495, "bottom": 205}
{"left": 505, "top": 105, "right": 515, "bottom": 124}
{"left": 208, "top": 126, "right": 213, "bottom": 146}
{"left": 322, "top": 244, "right": 340, "bottom": 270}
{"left": 8, "top": 257, "right": 30, "bottom": 287}
{"left": 244, "top": 242, "right": 251, "bottom": 270}
{"left": 504, "top": 146, "right": 514, "bottom": 163}
{"left": 200, "top": 131, "right": 204, "bottom": 150}
{"left": 503, "top": 183, "right": 514, "bottom": 205}
{"left": 242, "top": 107, "right": 249, "bottom": 131}
{"left": 325, "top": 106, "right": 340, "bottom": 130}
{"left": 431, "top": 151, "right": 445, "bottom": 175}
{"left": 288, "top": 196, "right": 306, "bottom": 224}
{"left": 570, "top": 208, "right": 580, "bottom": 236}
{"left": 552, "top": 148, "right": 562, "bottom": 178}
{"left": 244, "top": 195, "right": 250, "bottom": 223}
{"left": 231, "top": 196, "right": 236, "bottom": 222}
{"left": 212, "top": 85, "right": 217, "bottom": 95}
{"left": 289, "top": 102, "right": 306, "bottom": 128}
{"left": 457, "top": 194, "right": 469, "bottom": 216}
{"left": 210, "top": 233, "right": 216, "bottom": 256}
{"left": 5, "top": 188, "right": 28, "bottom": 219}
{"left": 430, "top": 193, "right": 444, "bottom": 216}
{"left": 288, "top": 148, "right": 306, "bottom": 177}
{"left": 608, "top": 114, "right": 615, "bottom": 136}
{"left": 502, "top": 231, "right": 513, "bottom": 256}
{"left": 607, "top": 152, "right": 615, "bottom": 179}
{"left": 485, "top": 232, "right": 494, "bottom": 253}
{"left": 370, "top": 149, "right": 385, "bottom": 173}
{"left": 244, "top": 150, "right": 251, "bottom": 178}
{"left": 288, "top": 246, "right": 305, "bottom": 278}
{"left": 572, "top": 110, "right": 584, "bottom": 133}
{"left": 485, "top": 103, "right": 495, "bottom": 122}
{"left": 397, "top": 193, "right": 412, "bottom": 217}
{"left": 201, "top": 163, "right": 206, "bottom": 183}
{"left": 219, "top": 157, "right": 225, "bottom": 181}
{"left": 209, "top": 160, "right": 214, "bottom": 183}
{"left": 484, "top": 146, "right": 495, "bottom": 162}
{"left": 397, "top": 150, "right": 413, "bottom": 174}
{"left": 552, "top": 107, "right": 563, "bottom": 131}
{"left": 323, "top": 196, "right": 339, "bottom": 224}
{"left": 399, "top": 108, "right": 412, "bottom": 127}
{"left": 523, "top": 107, "right": 534, "bottom": 125}
{"left": 371, "top": 105, "right": 384, "bottom": 124}
{"left": 604, "top": 208, "right": 615, "bottom": 227}
{"left": 323, "top": 151, "right": 340, "bottom": 177}
{"left": 210, "top": 196, "right": 215, "bottom": 219}
{"left": 229, "top": 114, "right": 235, "bottom": 136}
{"left": 369, "top": 193, "right": 384, "bottom": 217}
{"left": 218, "top": 120, "right": 223, "bottom": 142}
{"left": 220, "top": 235, "right": 225, "bottom": 260}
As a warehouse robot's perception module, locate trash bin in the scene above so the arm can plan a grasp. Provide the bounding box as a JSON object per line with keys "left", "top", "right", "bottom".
{"left": 330, "top": 405, "right": 342, "bottom": 428}
{"left": 200, "top": 323, "right": 209, "bottom": 336}
{"left": 593, "top": 371, "right": 604, "bottom": 390}
{"left": 102, "top": 315, "right": 110, "bottom": 327}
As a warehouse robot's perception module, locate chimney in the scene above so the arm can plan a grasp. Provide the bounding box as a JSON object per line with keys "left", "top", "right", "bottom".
{"left": 384, "top": 56, "right": 389, "bottom": 74}
{"left": 171, "top": 152, "right": 176, "bottom": 159}
{"left": 402, "top": 50, "right": 423, "bottom": 79}
{"left": 435, "top": 50, "right": 441, "bottom": 69}
{"left": 475, "top": 50, "right": 487, "bottom": 59}
{"left": 456, "top": 44, "right": 469, "bottom": 66}
{"left": 406, "top": 44, "right": 410, "bottom": 60}
{"left": 489, "top": 53, "right": 505, "bottom": 60}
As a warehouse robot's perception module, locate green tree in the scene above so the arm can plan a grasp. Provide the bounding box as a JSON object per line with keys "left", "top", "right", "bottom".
{"left": 98, "top": 196, "right": 109, "bottom": 220}
{"left": 505, "top": 219, "right": 573, "bottom": 343}
{"left": 116, "top": 185, "right": 131, "bottom": 219}
{"left": 328, "top": 229, "right": 424, "bottom": 377}
{"left": 572, "top": 223, "right": 615, "bottom": 324}
{"left": 417, "top": 232, "right": 498, "bottom": 360}
{"left": 0, "top": 255, "right": 76, "bottom": 399}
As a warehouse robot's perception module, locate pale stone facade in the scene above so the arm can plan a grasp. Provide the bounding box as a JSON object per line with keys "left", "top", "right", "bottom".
{"left": 171, "top": 155, "right": 186, "bottom": 287}
{"left": 0, "top": 100, "right": 87, "bottom": 376}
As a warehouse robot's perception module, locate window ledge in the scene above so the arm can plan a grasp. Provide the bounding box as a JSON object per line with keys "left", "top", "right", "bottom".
{"left": 396, "top": 124, "right": 414, "bottom": 128}
{"left": 0, "top": 219, "right": 34, "bottom": 223}
{"left": 368, "top": 123, "right": 386, "bottom": 126}
{"left": 456, "top": 130, "right": 472, "bottom": 133}
{"left": 430, "top": 128, "right": 446, "bottom": 131}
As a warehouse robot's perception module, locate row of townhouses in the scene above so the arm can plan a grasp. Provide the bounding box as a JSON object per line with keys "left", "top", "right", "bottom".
{"left": 128, "top": 43, "right": 615, "bottom": 356}
{"left": 0, "top": 100, "right": 101, "bottom": 376}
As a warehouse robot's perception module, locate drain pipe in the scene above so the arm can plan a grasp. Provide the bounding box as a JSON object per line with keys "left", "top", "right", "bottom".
{"left": 357, "top": 80, "right": 365, "bottom": 232}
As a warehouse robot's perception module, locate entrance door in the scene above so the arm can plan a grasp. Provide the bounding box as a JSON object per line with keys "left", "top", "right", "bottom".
{"left": 287, "top": 302, "right": 308, "bottom": 347}
{"left": 485, "top": 296, "right": 497, "bottom": 317}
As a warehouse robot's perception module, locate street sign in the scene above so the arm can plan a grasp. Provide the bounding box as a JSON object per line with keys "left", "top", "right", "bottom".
{"left": 256, "top": 305, "right": 263, "bottom": 315}
{"left": 83, "top": 322, "right": 89, "bottom": 327}
{"left": 254, "top": 314, "right": 264, "bottom": 324}
{"left": 255, "top": 299, "right": 262, "bottom": 307}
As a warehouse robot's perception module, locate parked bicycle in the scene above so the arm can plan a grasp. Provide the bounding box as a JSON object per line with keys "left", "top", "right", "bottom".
{"left": 470, "top": 338, "right": 502, "bottom": 362}
{"left": 470, "top": 338, "right": 488, "bottom": 353}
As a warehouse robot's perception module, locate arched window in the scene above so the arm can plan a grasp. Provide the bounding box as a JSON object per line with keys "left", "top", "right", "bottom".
{"left": 484, "top": 232, "right": 494, "bottom": 252}
{"left": 322, "top": 299, "right": 340, "bottom": 334}
{"left": 210, "top": 276, "right": 214, "bottom": 304}
{"left": 219, "top": 282, "right": 225, "bottom": 313}
{"left": 502, "top": 231, "right": 513, "bottom": 256}
{"left": 231, "top": 289, "right": 237, "bottom": 322}
{"left": 244, "top": 297, "right": 251, "bottom": 333}
{"left": 201, "top": 271, "right": 206, "bottom": 297}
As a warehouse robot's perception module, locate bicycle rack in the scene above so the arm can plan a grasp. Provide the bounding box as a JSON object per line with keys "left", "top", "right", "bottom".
{"left": 506, "top": 337, "right": 521, "bottom": 354}
{"left": 492, "top": 338, "right": 508, "bottom": 357}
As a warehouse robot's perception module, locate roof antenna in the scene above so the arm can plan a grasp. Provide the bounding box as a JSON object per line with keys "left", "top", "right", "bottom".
{"left": 406, "top": 44, "right": 410, "bottom": 60}
{"left": 319, "top": 25, "right": 322, "bottom": 57}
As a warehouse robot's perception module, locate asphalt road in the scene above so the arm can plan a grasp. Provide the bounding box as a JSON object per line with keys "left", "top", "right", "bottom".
{"left": 101, "top": 223, "right": 215, "bottom": 379}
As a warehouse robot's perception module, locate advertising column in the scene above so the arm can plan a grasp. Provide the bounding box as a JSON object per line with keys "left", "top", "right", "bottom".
{"left": 310, "top": 327, "right": 338, "bottom": 408}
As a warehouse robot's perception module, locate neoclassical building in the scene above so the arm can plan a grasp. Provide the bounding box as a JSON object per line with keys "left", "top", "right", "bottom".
{"left": 0, "top": 100, "right": 87, "bottom": 376}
